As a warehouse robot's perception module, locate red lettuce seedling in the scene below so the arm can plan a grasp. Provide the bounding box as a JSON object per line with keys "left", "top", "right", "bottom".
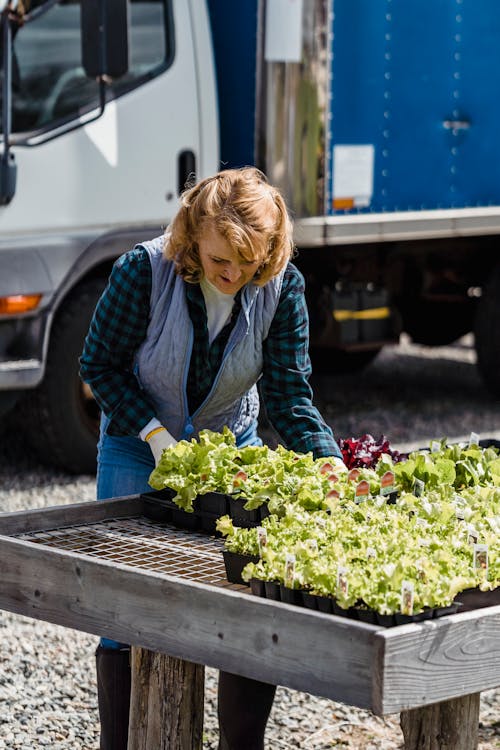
{"left": 340, "top": 434, "right": 406, "bottom": 469}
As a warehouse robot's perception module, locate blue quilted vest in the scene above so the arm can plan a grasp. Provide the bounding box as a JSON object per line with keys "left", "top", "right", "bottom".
{"left": 134, "top": 237, "right": 284, "bottom": 444}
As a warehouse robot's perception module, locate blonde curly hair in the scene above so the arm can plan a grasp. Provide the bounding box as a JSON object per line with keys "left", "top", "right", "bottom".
{"left": 164, "top": 167, "right": 294, "bottom": 286}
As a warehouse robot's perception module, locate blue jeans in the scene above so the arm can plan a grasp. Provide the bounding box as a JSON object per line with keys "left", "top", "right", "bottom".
{"left": 97, "top": 416, "right": 155, "bottom": 648}
{"left": 97, "top": 416, "right": 154, "bottom": 501}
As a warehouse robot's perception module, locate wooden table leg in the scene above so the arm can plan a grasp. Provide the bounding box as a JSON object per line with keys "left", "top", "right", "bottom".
{"left": 128, "top": 646, "right": 205, "bottom": 750}
{"left": 400, "top": 693, "right": 480, "bottom": 750}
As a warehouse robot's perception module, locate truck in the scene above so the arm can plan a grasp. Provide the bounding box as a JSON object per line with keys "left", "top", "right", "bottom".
{"left": 1, "top": 0, "right": 500, "bottom": 475}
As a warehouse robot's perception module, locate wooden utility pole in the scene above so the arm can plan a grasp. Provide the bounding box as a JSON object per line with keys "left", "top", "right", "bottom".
{"left": 128, "top": 647, "right": 205, "bottom": 750}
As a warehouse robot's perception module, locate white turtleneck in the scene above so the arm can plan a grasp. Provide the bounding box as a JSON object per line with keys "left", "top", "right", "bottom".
{"left": 200, "top": 276, "right": 236, "bottom": 345}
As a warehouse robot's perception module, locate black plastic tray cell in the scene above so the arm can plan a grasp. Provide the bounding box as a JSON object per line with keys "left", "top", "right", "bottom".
{"left": 301, "top": 591, "right": 318, "bottom": 610}
{"left": 228, "top": 496, "right": 261, "bottom": 528}
{"left": 264, "top": 580, "right": 281, "bottom": 601}
{"left": 143, "top": 487, "right": 177, "bottom": 500}
{"left": 259, "top": 504, "right": 271, "bottom": 521}
{"left": 249, "top": 578, "right": 266, "bottom": 597}
{"left": 195, "top": 492, "right": 229, "bottom": 517}
{"left": 433, "top": 602, "right": 461, "bottom": 619}
{"left": 343, "top": 607, "right": 359, "bottom": 621}
{"left": 222, "top": 550, "right": 259, "bottom": 585}
{"left": 279, "top": 584, "right": 303, "bottom": 606}
{"left": 376, "top": 613, "right": 395, "bottom": 628}
{"left": 331, "top": 600, "right": 348, "bottom": 617}
{"left": 315, "top": 595, "right": 333, "bottom": 614}
{"left": 355, "top": 608, "right": 377, "bottom": 624}
{"left": 454, "top": 587, "right": 500, "bottom": 612}
{"left": 194, "top": 492, "right": 229, "bottom": 533}
{"left": 171, "top": 508, "right": 200, "bottom": 531}
{"left": 394, "top": 608, "right": 434, "bottom": 626}
{"left": 479, "top": 438, "right": 500, "bottom": 450}
{"left": 141, "top": 488, "right": 226, "bottom": 534}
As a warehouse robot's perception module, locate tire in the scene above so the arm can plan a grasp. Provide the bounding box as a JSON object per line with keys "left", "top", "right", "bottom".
{"left": 19, "top": 279, "right": 105, "bottom": 474}
{"left": 310, "top": 347, "right": 381, "bottom": 375}
{"left": 401, "top": 300, "right": 474, "bottom": 346}
{"left": 475, "top": 266, "right": 500, "bottom": 397}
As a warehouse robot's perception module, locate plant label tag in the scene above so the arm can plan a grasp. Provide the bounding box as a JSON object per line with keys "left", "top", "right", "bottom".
{"left": 455, "top": 507, "right": 465, "bottom": 521}
{"left": 306, "top": 537, "right": 318, "bottom": 553}
{"left": 469, "top": 432, "right": 480, "bottom": 446}
{"left": 257, "top": 527, "right": 268, "bottom": 553}
{"left": 337, "top": 565, "right": 348, "bottom": 596}
{"left": 284, "top": 553, "right": 296, "bottom": 588}
{"left": 319, "top": 461, "right": 335, "bottom": 475}
{"left": 380, "top": 470, "right": 395, "bottom": 496}
{"left": 473, "top": 544, "right": 488, "bottom": 572}
{"left": 413, "top": 478, "right": 425, "bottom": 497}
{"left": 467, "top": 525, "right": 479, "bottom": 545}
{"left": 348, "top": 468, "right": 361, "bottom": 482}
{"left": 416, "top": 561, "right": 427, "bottom": 582}
{"left": 401, "top": 580, "right": 414, "bottom": 616}
{"left": 355, "top": 479, "right": 370, "bottom": 502}
{"left": 326, "top": 488, "right": 340, "bottom": 501}
{"left": 430, "top": 440, "right": 441, "bottom": 453}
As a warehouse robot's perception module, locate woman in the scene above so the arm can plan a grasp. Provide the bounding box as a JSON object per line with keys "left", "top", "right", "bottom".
{"left": 80, "top": 166, "right": 345, "bottom": 750}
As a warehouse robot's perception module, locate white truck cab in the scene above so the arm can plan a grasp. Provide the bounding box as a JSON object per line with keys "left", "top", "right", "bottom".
{"left": 0, "top": 0, "right": 217, "bottom": 472}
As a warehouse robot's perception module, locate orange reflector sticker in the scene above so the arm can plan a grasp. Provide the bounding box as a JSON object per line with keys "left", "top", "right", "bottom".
{"left": 0, "top": 294, "right": 42, "bottom": 314}
{"left": 333, "top": 198, "right": 355, "bottom": 210}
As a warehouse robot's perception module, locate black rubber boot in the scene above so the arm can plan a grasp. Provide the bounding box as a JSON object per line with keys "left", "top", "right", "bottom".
{"left": 217, "top": 671, "right": 277, "bottom": 750}
{"left": 95, "top": 645, "right": 132, "bottom": 750}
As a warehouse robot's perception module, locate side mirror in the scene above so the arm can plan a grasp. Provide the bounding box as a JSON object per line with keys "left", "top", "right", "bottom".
{"left": 81, "top": 0, "right": 129, "bottom": 79}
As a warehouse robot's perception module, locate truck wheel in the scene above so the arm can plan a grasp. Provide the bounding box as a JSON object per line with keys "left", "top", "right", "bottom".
{"left": 475, "top": 267, "right": 500, "bottom": 397}
{"left": 401, "top": 300, "right": 473, "bottom": 345}
{"left": 19, "top": 279, "right": 105, "bottom": 474}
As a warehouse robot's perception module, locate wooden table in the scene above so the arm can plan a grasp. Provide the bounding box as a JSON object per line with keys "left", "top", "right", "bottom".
{"left": 0, "top": 494, "right": 498, "bottom": 749}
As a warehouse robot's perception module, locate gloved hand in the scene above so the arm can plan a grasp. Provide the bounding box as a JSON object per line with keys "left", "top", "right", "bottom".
{"left": 144, "top": 426, "right": 177, "bottom": 466}
{"left": 331, "top": 456, "right": 348, "bottom": 472}
{"left": 319, "top": 455, "right": 348, "bottom": 475}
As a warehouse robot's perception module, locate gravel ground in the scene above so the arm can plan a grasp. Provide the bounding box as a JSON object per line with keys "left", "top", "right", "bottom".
{"left": 0, "top": 334, "right": 499, "bottom": 749}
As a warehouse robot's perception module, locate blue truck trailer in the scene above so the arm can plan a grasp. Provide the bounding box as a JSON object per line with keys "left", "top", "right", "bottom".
{"left": 0, "top": 0, "right": 499, "bottom": 472}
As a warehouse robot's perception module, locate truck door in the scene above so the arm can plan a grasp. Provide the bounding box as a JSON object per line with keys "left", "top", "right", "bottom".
{"left": 0, "top": 0, "right": 209, "bottom": 474}
{"left": 328, "top": 0, "right": 500, "bottom": 214}
{"left": 446, "top": 1, "right": 500, "bottom": 207}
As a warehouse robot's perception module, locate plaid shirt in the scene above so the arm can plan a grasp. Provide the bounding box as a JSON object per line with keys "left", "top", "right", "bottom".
{"left": 80, "top": 247, "right": 341, "bottom": 459}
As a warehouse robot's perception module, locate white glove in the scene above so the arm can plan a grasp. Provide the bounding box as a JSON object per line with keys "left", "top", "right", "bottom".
{"left": 142, "top": 424, "right": 177, "bottom": 466}
{"left": 331, "top": 456, "right": 348, "bottom": 473}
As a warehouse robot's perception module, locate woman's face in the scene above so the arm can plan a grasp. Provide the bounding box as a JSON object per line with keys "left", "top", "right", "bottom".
{"left": 198, "top": 225, "right": 260, "bottom": 295}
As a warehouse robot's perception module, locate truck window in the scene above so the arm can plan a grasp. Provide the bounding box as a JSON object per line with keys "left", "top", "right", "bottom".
{"left": 4, "top": 0, "right": 171, "bottom": 137}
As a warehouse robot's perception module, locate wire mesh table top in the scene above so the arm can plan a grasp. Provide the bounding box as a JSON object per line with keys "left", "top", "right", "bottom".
{"left": 16, "top": 516, "right": 244, "bottom": 591}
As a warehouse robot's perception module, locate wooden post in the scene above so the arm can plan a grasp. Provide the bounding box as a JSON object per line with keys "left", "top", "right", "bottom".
{"left": 400, "top": 693, "right": 480, "bottom": 750}
{"left": 128, "top": 646, "right": 205, "bottom": 750}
